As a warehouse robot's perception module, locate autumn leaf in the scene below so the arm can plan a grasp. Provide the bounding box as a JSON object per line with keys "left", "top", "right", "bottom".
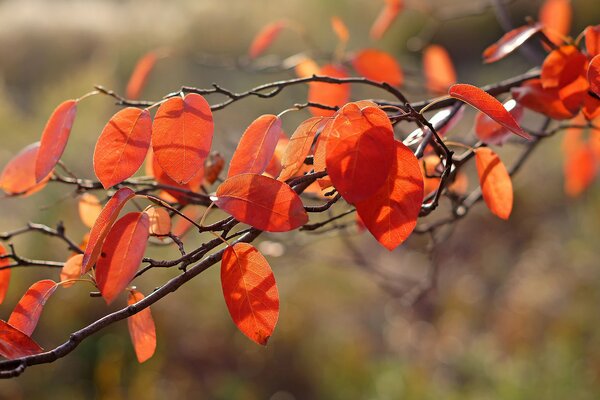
{"left": 278, "top": 117, "right": 325, "bottom": 182}
{"left": 145, "top": 207, "right": 171, "bottom": 236}
{"left": 449, "top": 84, "right": 531, "bottom": 140}
{"left": 585, "top": 25, "right": 600, "bottom": 58}
{"left": 351, "top": 49, "right": 403, "bottom": 87}
{"left": 35, "top": 100, "right": 77, "bottom": 182}
{"left": 249, "top": 20, "right": 285, "bottom": 59}
{"left": 511, "top": 78, "right": 577, "bottom": 120}
{"left": 213, "top": 173, "right": 308, "bottom": 232}
{"left": 96, "top": 212, "right": 149, "bottom": 305}
{"left": 228, "top": 115, "right": 282, "bottom": 178}
{"left": 294, "top": 56, "right": 320, "bottom": 79}
{"left": 331, "top": 16, "right": 349, "bottom": 43}
{"left": 475, "top": 99, "right": 524, "bottom": 145}
{"left": 564, "top": 145, "right": 597, "bottom": 197}
{"left": 0, "top": 142, "right": 51, "bottom": 197}
{"left": 355, "top": 141, "right": 424, "bottom": 250}
{"left": 370, "top": 0, "right": 403, "bottom": 40}
{"left": 589, "top": 55, "right": 600, "bottom": 96}
{"left": 171, "top": 205, "right": 205, "bottom": 238}
{"left": 204, "top": 151, "right": 225, "bottom": 185}
{"left": 0, "top": 244, "right": 10, "bottom": 305}
{"left": 541, "top": 46, "right": 587, "bottom": 89}
{"left": 0, "top": 320, "right": 43, "bottom": 360}
{"left": 152, "top": 93, "right": 214, "bottom": 184}
{"left": 60, "top": 254, "right": 83, "bottom": 288}
{"left": 482, "top": 23, "right": 543, "bottom": 63}
{"left": 539, "top": 0, "right": 571, "bottom": 46}
{"left": 475, "top": 148, "right": 513, "bottom": 220}
{"left": 82, "top": 187, "right": 135, "bottom": 274}
{"left": 126, "top": 51, "right": 158, "bottom": 100}
{"left": 94, "top": 107, "right": 152, "bottom": 188}
{"left": 308, "top": 64, "right": 350, "bottom": 117}
{"left": 264, "top": 132, "right": 289, "bottom": 178}
{"left": 127, "top": 290, "right": 156, "bottom": 363}
{"left": 424, "top": 45, "right": 457, "bottom": 93}
{"left": 8, "top": 280, "right": 57, "bottom": 336}
{"left": 150, "top": 151, "right": 204, "bottom": 205}
{"left": 78, "top": 193, "right": 103, "bottom": 229}
{"left": 326, "top": 103, "right": 396, "bottom": 203}
{"left": 221, "top": 243, "right": 279, "bottom": 345}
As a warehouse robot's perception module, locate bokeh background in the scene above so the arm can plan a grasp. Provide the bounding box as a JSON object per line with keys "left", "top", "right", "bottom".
{"left": 1, "top": 0, "right": 600, "bottom": 398}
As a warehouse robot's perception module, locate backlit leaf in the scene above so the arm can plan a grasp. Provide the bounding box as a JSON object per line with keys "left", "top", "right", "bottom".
{"left": 449, "top": 84, "right": 531, "bottom": 140}
{"left": 585, "top": 25, "right": 600, "bottom": 57}
{"left": 512, "top": 78, "right": 577, "bottom": 119}
{"left": 82, "top": 187, "right": 135, "bottom": 274}
{"left": 78, "top": 193, "right": 103, "bottom": 229}
{"left": 278, "top": 117, "right": 325, "bottom": 181}
{"left": 352, "top": 49, "right": 403, "bottom": 86}
{"left": 0, "top": 142, "right": 51, "bottom": 197}
{"left": 539, "top": 0, "right": 571, "bottom": 46}
{"left": 204, "top": 151, "right": 225, "bottom": 185}
{"left": 127, "top": 290, "right": 156, "bottom": 363}
{"left": 8, "top": 280, "right": 57, "bottom": 336}
{"left": 152, "top": 93, "right": 214, "bottom": 184}
{"left": 214, "top": 173, "right": 308, "bottom": 232}
{"left": 171, "top": 205, "right": 205, "bottom": 238}
{"left": 590, "top": 55, "right": 600, "bottom": 96}
{"left": 294, "top": 56, "right": 320, "bottom": 79}
{"left": 475, "top": 99, "right": 524, "bottom": 145}
{"left": 0, "top": 244, "right": 10, "bottom": 304}
{"left": 221, "top": 243, "right": 279, "bottom": 345}
{"left": 35, "top": 100, "right": 77, "bottom": 182}
{"left": 482, "top": 24, "right": 543, "bottom": 63}
{"left": 151, "top": 151, "right": 204, "bottom": 205}
{"left": 326, "top": 103, "right": 396, "bottom": 203}
{"left": 60, "top": 254, "right": 83, "bottom": 288}
{"left": 308, "top": 64, "right": 350, "bottom": 117}
{"left": 145, "top": 207, "right": 171, "bottom": 236}
{"left": 0, "top": 320, "right": 43, "bottom": 360}
{"left": 541, "top": 45, "right": 587, "bottom": 89}
{"left": 475, "top": 148, "right": 513, "bottom": 220}
{"left": 370, "top": 0, "right": 403, "bottom": 40}
{"left": 331, "top": 16, "right": 349, "bottom": 43}
{"left": 564, "top": 145, "right": 597, "bottom": 197}
{"left": 249, "top": 20, "right": 285, "bottom": 59}
{"left": 423, "top": 45, "right": 457, "bottom": 93}
{"left": 94, "top": 107, "right": 152, "bottom": 188}
{"left": 228, "top": 115, "right": 282, "bottom": 178}
{"left": 126, "top": 51, "right": 158, "bottom": 100}
{"left": 355, "top": 141, "right": 424, "bottom": 250}
{"left": 583, "top": 92, "right": 600, "bottom": 120}
{"left": 96, "top": 212, "right": 149, "bottom": 305}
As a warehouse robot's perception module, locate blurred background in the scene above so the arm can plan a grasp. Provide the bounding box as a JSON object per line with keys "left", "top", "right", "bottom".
{"left": 1, "top": 0, "right": 600, "bottom": 398}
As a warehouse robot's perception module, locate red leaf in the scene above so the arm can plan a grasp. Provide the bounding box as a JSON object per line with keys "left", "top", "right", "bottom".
{"left": 152, "top": 93, "right": 214, "bottom": 184}
{"left": 213, "top": 174, "right": 308, "bottom": 232}
{"left": 583, "top": 92, "right": 600, "bottom": 120}
{"left": 331, "top": 16, "right": 349, "bottom": 43}
{"left": 539, "top": 0, "right": 571, "bottom": 46}
{"left": 308, "top": 64, "right": 350, "bottom": 117}
{"left": 204, "top": 151, "right": 226, "bottom": 185}
{"left": 96, "top": 212, "right": 149, "bottom": 305}
{"left": 35, "top": 100, "right": 77, "bottom": 182}
{"left": 564, "top": 145, "right": 597, "bottom": 197}
{"left": 475, "top": 99, "right": 524, "bottom": 145}
{"left": 221, "top": 243, "right": 279, "bottom": 345}
{"left": 475, "top": 148, "right": 513, "bottom": 220}
{"left": 82, "top": 187, "right": 135, "bottom": 274}
{"left": 228, "top": 115, "right": 283, "bottom": 178}
{"left": 326, "top": 103, "right": 396, "bottom": 203}
{"left": 355, "top": 141, "right": 424, "bottom": 250}
{"left": 370, "top": 0, "right": 403, "bottom": 40}
{"left": 8, "top": 280, "right": 57, "bottom": 336}
{"left": 264, "top": 132, "right": 289, "bottom": 178}
{"left": 449, "top": 84, "right": 531, "bottom": 140}
{"left": 249, "top": 20, "right": 285, "bottom": 59}
{"left": 60, "top": 254, "right": 83, "bottom": 288}
{"left": 0, "top": 142, "right": 51, "bottom": 197}
{"left": 0, "top": 244, "right": 10, "bottom": 305}
{"left": 94, "top": 107, "right": 152, "bottom": 188}
{"left": 171, "top": 205, "right": 205, "bottom": 238}
{"left": 423, "top": 45, "right": 457, "bottom": 93}
{"left": 278, "top": 117, "right": 325, "bottom": 181}
{"left": 589, "top": 55, "right": 600, "bottom": 96}
{"left": 512, "top": 78, "right": 577, "bottom": 120}
{"left": 127, "top": 290, "right": 156, "bottom": 363}
{"left": 585, "top": 25, "right": 600, "bottom": 58}
{"left": 541, "top": 46, "right": 587, "bottom": 89}
{"left": 482, "top": 23, "right": 543, "bottom": 63}
{"left": 352, "top": 48, "right": 403, "bottom": 87}
{"left": 0, "top": 320, "right": 43, "bottom": 360}
{"left": 126, "top": 51, "right": 158, "bottom": 100}
{"left": 150, "top": 151, "right": 204, "bottom": 205}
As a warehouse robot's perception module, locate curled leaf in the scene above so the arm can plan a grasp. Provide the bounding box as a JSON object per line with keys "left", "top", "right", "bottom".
{"left": 127, "top": 290, "right": 156, "bottom": 363}
{"left": 482, "top": 23, "right": 543, "bottom": 63}
{"left": 512, "top": 78, "right": 577, "bottom": 120}
{"left": 475, "top": 99, "right": 524, "bottom": 145}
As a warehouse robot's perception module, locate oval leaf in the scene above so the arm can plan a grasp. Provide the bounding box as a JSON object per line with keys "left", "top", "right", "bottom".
{"left": 482, "top": 24, "right": 543, "bottom": 63}
{"left": 61, "top": 254, "right": 83, "bottom": 288}
{"left": 145, "top": 207, "right": 171, "bottom": 236}
{"left": 82, "top": 187, "right": 136, "bottom": 274}
{"left": 511, "top": 78, "right": 576, "bottom": 120}
{"left": 539, "top": 0, "right": 571, "bottom": 46}
{"left": 221, "top": 243, "right": 279, "bottom": 345}
{"left": 126, "top": 51, "right": 158, "bottom": 100}
{"left": 228, "top": 114, "right": 282, "bottom": 178}
{"left": 352, "top": 48, "right": 403, "bottom": 86}
{"left": 0, "top": 320, "right": 43, "bottom": 360}
{"left": 308, "top": 64, "right": 350, "bottom": 117}
{"left": 449, "top": 84, "right": 531, "bottom": 140}
{"left": 96, "top": 212, "right": 149, "bottom": 305}
{"left": 94, "top": 107, "right": 152, "bottom": 188}
{"left": 151, "top": 151, "right": 204, "bottom": 205}
{"left": 152, "top": 93, "right": 214, "bottom": 184}
{"left": 541, "top": 45, "right": 587, "bottom": 89}
{"left": 589, "top": 55, "right": 600, "bottom": 96}
{"left": 475, "top": 148, "right": 513, "bottom": 220}
{"left": 0, "top": 244, "right": 11, "bottom": 305}
{"left": 249, "top": 20, "right": 285, "bottom": 59}
{"left": 35, "top": 100, "right": 77, "bottom": 182}
{"left": 564, "top": 145, "right": 597, "bottom": 197}
{"left": 127, "top": 290, "right": 156, "bottom": 363}
{"left": 0, "top": 142, "right": 51, "bottom": 197}
{"left": 331, "top": 16, "right": 349, "bottom": 43}
{"left": 278, "top": 117, "right": 325, "bottom": 181}
{"left": 585, "top": 25, "right": 600, "bottom": 58}
{"left": 78, "top": 193, "right": 103, "bottom": 229}
{"left": 424, "top": 44, "right": 457, "bottom": 93}
{"left": 355, "top": 141, "right": 424, "bottom": 250}
{"left": 370, "top": 0, "right": 403, "bottom": 40}
{"left": 214, "top": 174, "right": 308, "bottom": 232}
{"left": 8, "top": 280, "right": 57, "bottom": 337}
{"left": 475, "top": 99, "right": 524, "bottom": 145}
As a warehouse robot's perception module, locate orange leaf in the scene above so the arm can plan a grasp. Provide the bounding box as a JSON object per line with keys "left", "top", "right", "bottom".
{"left": 541, "top": 46, "right": 587, "bottom": 89}
{"left": 94, "top": 107, "right": 152, "bottom": 189}
{"left": 352, "top": 48, "right": 403, "bottom": 87}
{"left": 585, "top": 25, "right": 600, "bottom": 58}
{"left": 0, "top": 320, "right": 43, "bottom": 360}
{"left": 294, "top": 57, "right": 320, "bottom": 79}
{"left": 127, "top": 290, "right": 156, "bottom": 363}
{"left": 152, "top": 93, "right": 214, "bottom": 184}
{"left": 449, "top": 84, "right": 531, "bottom": 140}
{"left": 424, "top": 45, "right": 457, "bottom": 94}
{"left": 214, "top": 173, "right": 308, "bottom": 232}
{"left": 145, "top": 207, "right": 171, "bottom": 236}
{"left": 126, "top": 51, "right": 158, "bottom": 100}
{"left": 511, "top": 78, "right": 577, "bottom": 120}
{"left": 228, "top": 115, "right": 283, "bottom": 178}
{"left": 539, "top": 0, "right": 571, "bottom": 46}
{"left": 482, "top": 23, "right": 543, "bottom": 63}
{"left": 35, "top": 100, "right": 77, "bottom": 182}
{"left": 8, "top": 280, "right": 57, "bottom": 336}
{"left": 204, "top": 151, "right": 225, "bottom": 185}
{"left": 249, "top": 20, "right": 285, "bottom": 59}
{"left": 0, "top": 244, "right": 10, "bottom": 305}
{"left": 331, "top": 16, "right": 349, "bottom": 43}
{"left": 355, "top": 141, "right": 423, "bottom": 250}
{"left": 151, "top": 151, "right": 204, "bottom": 205}
{"left": 221, "top": 243, "right": 279, "bottom": 345}
{"left": 78, "top": 193, "right": 103, "bottom": 229}
{"left": 0, "top": 142, "right": 51, "bottom": 197}
{"left": 370, "top": 0, "right": 403, "bottom": 40}
{"left": 60, "top": 254, "right": 83, "bottom": 288}
{"left": 96, "top": 212, "right": 149, "bottom": 305}
{"left": 583, "top": 92, "right": 600, "bottom": 120}
{"left": 82, "top": 187, "right": 135, "bottom": 274}
{"left": 589, "top": 55, "right": 600, "bottom": 96}
{"left": 278, "top": 117, "right": 325, "bottom": 181}
{"left": 564, "top": 145, "right": 597, "bottom": 197}
{"left": 475, "top": 148, "right": 513, "bottom": 220}
{"left": 171, "top": 205, "right": 205, "bottom": 238}
{"left": 308, "top": 64, "right": 350, "bottom": 117}
{"left": 264, "top": 132, "right": 289, "bottom": 178}
{"left": 326, "top": 103, "right": 396, "bottom": 203}
{"left": 475, "top": 99, "right": 524, "bottom": 145}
